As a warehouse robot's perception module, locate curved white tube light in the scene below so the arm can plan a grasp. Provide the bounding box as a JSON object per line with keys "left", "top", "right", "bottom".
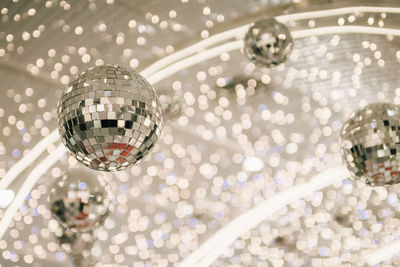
{"left": 148, "top": 25, "right": 400, "bottom": 85}
{"left": 146, "top": 40, "right": 243, "bottom": 85}
{"left": 179, "top": 165, "right": 350, "bottom": 267}
{"left": 141, "top": 6, "right": 400, "bottom": 78}
{"left": 140, "top": 25, "right": 248, "bottom": 78}
{"left": 0, "top": 144, "right": 66, "bottom": 239}
{"left": 291, "top": 26, "right": 400, "bottom": 39}
{"left": 0, "top": 129, "right": 60, "bottom": 191}
{"left": 366, "top": 239, "right": 400, "bottom": 265}
{"left": 277, "top": 6, "right": 400, "bottom": 23}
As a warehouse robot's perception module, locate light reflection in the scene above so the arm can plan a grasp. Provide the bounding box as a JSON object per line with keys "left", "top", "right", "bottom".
{"left": 0, "top": 190, "right": 14, "bottom": 208}
{"left": 242, "top": 156, "right": 264, "bottom": 172}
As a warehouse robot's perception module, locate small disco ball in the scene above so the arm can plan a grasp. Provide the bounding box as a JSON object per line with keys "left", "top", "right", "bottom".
{"left": 57, "top": 65, "right": 163, "bottom": 172}
{"left": 49, "top": 169, "right": 112, "bottom": 232}
{"left": 339, "top": 103, "right": 400, "bottom": 186}
{"left": 244, "top": 18, "right": 293, "bottom": 67}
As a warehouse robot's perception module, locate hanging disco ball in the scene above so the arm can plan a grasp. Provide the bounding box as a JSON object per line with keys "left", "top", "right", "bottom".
{"left": 57, "top": 65, "right": 163, "bottom": 172}
{"left": 49, "top": 169, "right": 113, "bottom": 232}
{"left": 339, "top": 103, "right": 400, "bottom": 186}
{"left": 244, "top": 18, "right": 293, "bottom": 67}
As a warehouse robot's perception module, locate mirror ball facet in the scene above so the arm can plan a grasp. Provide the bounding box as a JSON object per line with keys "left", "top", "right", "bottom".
{"left": 244, "top": 18, "right": 293, "bottom": 67}
{"left": 339, "top": 103, "right": 400, "bottom": 186}
{"left": 57, "top": 65, "right": 163, "bottom": 172}
{"left": 49, "top": 169, "right": 112, "bottom": 232}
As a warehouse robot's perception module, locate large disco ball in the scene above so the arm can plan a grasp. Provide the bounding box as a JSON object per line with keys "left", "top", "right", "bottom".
{"left": 339, "top": 103, "right": 400, "bottom": 186}
{"left": 57, "top": 65, "right": 163, "bottom": 172}
{"left": 244, "top": 18, "right": 293, "bottom": 67}
{"left": 49, "top": 169, "right": 113, "bottom": 232}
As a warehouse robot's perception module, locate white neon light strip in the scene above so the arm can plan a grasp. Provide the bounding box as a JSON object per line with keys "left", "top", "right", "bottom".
{"left": 291, "top": 26, "right": 400, "bottom": 39}
{"left": 141, "top": 6, "right": 400, "bottom": 78}
{"left": 0, "top": 144, "right": 66, "bottom": 239}
{"left": 0, "top": 130, "right": 60, "bottom": 191}
{"left": 276, "top": 6, "right": 400, "bottom": 23}
{"left": 148, "top": 25, "right": 400, "bottom": 85}
{"left": 366, "top": 239, "right": 400, "bottom": 265}
{"left": 146, "top": 40, "right": 243, "bottom": 85}
{"left": 140, "top": 25, "right": 248, "bottom": 78}
{"left": 179, "top": 166, "right": 350, "bottom": 267}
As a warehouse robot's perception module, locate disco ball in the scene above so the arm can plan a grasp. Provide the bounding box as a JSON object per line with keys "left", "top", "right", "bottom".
{"left": 244, "top": 18, "right": 293, "bottom": 67}
{"left": 57, "top": 65, "right": 163, "bottom": 172}
{"left": 339, "top": 103, "right": 400, "bottom": 186}
{"left": 49, "top": 169, "right": 112, "bottom": 232}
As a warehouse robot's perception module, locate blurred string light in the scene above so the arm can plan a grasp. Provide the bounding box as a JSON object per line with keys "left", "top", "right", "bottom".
{"left": 0, "top": 5, "right": 400, "bottom": 265}
{"left": 1, "top": 24, "right": 400, "bottom": 245}
{"left": 180, "top": 166, "right": 350, "bottom": 267}
{"left": 242, "top": 156, "right": 264, "bottom": 172}
{"left": 1, "top": 24, "right": 400, "bottom": 244}
{"left": 3, "top": 5, "right": 400, "bottom": 191}
{"left": 141, "top": 6, "right": 400, "bottom": 78}
{"left": 0, "top": 129, "right": 59, "bottom": 190}
{"left": 147, "top": 26, "right": 400, "bottom": 85}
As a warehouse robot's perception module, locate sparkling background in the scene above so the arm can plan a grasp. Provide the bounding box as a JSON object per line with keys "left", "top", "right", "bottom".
{"left": 0, "top": 0, "right": 400, "bottom": 266}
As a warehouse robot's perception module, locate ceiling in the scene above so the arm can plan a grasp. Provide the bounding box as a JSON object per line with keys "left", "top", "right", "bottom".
{"left": 1, "top": 0, "right": 400, "bottom": 266}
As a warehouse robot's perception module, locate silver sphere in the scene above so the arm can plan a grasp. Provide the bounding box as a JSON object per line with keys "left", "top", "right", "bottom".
{"left": 57, "top": 65, "right": 163, "bottom": 172}
{"left": 244, "top": 18, "right": 293, "bottom": 67}
{"left": 339, "top": 103, "right": 400, "bottom": 186}
{"left": 49, "top": 169, "right": 112, "bottom": 232}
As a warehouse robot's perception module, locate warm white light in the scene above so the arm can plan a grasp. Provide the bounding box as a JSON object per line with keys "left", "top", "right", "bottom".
{"left": 0, "top": 129, "right": 60, "bottom": 190}
{"left": 1, "top": 6, "right": 400, "bottom": 262}
{"left": 180, "top": 165, "right": 350, "bottom": 267}
{"left": 243, "top": 156, "right": 264, "bottom": 172}
{"left": 146, "top": 40, "right": 243, "bottom": 85}
{"left": 0, "top": 144, "right": 66, "bottom": 239}
{"left": 366, "top": 240, "right": 400, "bottom": 265}
{"left": 0, "top": 189, "right": 14, "bottom": 208}
{"left": 141, "top": 6, "right": 400, "bottom": 79}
